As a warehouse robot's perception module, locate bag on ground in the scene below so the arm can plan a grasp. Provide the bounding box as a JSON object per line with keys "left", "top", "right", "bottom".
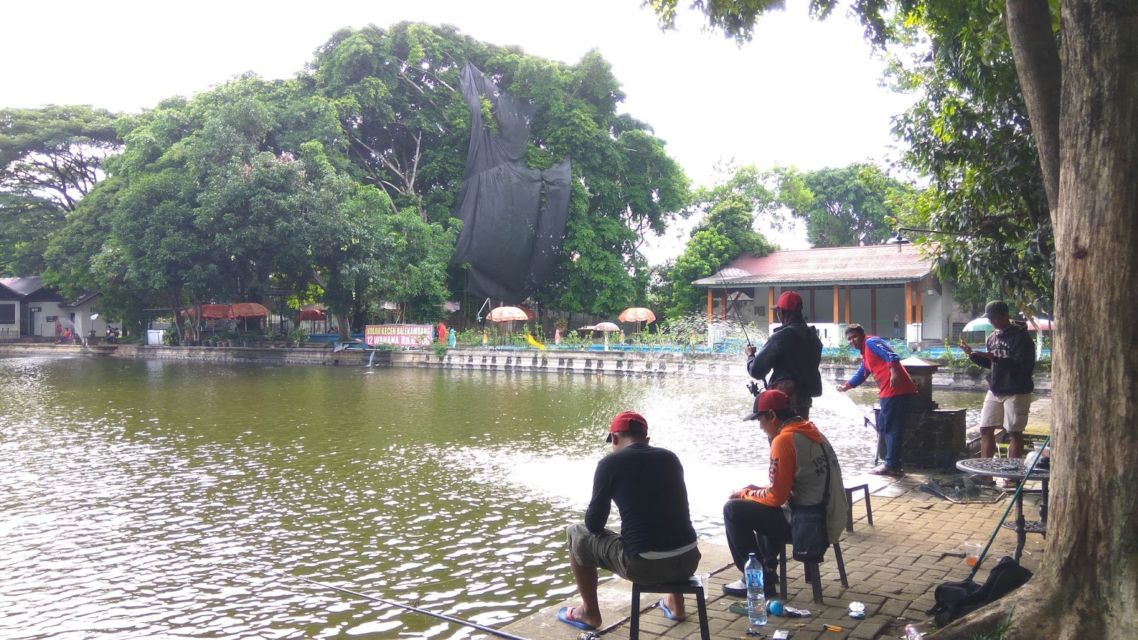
{"left": 927, "top": 556, "right": 1033, "bottom": 626}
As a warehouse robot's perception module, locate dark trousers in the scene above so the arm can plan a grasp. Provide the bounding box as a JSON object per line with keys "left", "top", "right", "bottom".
{"left": 877, "top": 393, "right": 914, "bottom": 469}
{"left": 723, "top": 499, "right": 790, "bottom": 574}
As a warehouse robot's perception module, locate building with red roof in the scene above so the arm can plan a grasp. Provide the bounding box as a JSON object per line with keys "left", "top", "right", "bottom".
{"left": 692, "top": 244, "right": 971, "bottom": 345}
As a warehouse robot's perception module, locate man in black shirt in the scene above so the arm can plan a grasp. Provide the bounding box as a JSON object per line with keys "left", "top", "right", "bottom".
{"left": 744, "top": 290, "right": 824, "bottom": 418}
{"left": 559, "top": 411, "right": 701, "bottom": 632}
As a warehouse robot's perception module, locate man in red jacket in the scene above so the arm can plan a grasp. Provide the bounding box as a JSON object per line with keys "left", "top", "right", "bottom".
{"left": 837, "top": 324, "right": 917, "bottom": 476}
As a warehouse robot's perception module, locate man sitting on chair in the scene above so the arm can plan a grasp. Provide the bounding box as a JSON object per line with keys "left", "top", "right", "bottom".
{"left": 722, "top": 390, "right": 847, "bottom": 597}
{"left": 560, "top": 411, "right": 701, "bottom": 632}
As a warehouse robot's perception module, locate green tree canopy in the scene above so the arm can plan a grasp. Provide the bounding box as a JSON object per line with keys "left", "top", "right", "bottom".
{"left": 663, "top": 166, "right": 775, "bottom": 319}
{"left": 310, "top": 24, "right": 689, "bottom": 316}
{"left": 766, "top": 163, "right": 911, "bottom": 247}
{"left": 885, "top": 1, "right": 1053, "bottom": 314}
{"left": 0, "top": 105, "right": 121, "bottom": 274}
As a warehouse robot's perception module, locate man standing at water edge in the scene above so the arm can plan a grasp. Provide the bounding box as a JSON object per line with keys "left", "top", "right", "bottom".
{"left": 559, "top": 411, "right": 700, "bottom": 632}
{"left": 722, "top": 390, "right": 846, "bottom": 598}
{"left": 744, "top": 291, "right": 823, "bottom": 419}
{"left": 837, "top": 324, "right": 918, "bottom": 476}
{"left": 960, "top": 300, "right": 1035, "bottom": 459}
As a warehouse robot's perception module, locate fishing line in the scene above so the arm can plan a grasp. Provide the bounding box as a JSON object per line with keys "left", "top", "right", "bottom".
{"left": 294, "top": 575, "right": 532, "bottom": 640}
{"left": 714, "top": 266, "right": 752, "bottom": 346}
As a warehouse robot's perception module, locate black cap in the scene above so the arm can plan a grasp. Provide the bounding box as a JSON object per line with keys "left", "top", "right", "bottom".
{"left": 984, "top": 301, "right": 1010, "bottom": 318}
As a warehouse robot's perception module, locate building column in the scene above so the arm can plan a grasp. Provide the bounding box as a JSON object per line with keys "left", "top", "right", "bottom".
{"left": 905, "top": 282, "right": 913, "bottom": 324}
{"left": 870, "top": 287, "right": 877, "bottom": 335}
{"left": 706, "top": 289, "right": 713, "bottom": 323}
{"left": 768, "top": 288, "right": 775, "bottom": 324}
{"left": 832, "top": 286, "right": 840, "bottom": 323}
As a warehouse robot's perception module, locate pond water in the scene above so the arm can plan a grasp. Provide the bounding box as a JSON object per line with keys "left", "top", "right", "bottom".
{"left": 0, "top": 356, "right": 985, "bottom": 639}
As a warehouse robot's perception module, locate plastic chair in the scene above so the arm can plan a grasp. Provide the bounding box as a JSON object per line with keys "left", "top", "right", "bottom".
{"left": 629, "top": 576, "right": 710, "bottom": 640}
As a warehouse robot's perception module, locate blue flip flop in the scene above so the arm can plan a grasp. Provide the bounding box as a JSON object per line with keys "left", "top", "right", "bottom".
{"left": 557, "top": 606, "right": 597, "bottom": 631}
{"left": 658, "top": 599, "right": 686, "bottom": 622}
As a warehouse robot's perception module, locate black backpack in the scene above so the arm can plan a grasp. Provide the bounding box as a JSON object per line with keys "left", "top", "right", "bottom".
{"left": 927, "top": 556, "right": 1033, "bottom": 626}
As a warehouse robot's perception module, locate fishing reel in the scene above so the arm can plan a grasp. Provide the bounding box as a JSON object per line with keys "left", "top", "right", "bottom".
{"left": 746, "top": 380, "right": 761, "bottom": 397}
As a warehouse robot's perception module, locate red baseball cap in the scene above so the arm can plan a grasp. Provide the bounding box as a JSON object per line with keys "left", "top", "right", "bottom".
{"left": 606, "top": 411, "right": 648, "bottom": 442}
{"left": 776, "top": 291, "right": 803, "bottom": 311}
{"left": 744, "top": 389, "right": 790, "bottom": 420}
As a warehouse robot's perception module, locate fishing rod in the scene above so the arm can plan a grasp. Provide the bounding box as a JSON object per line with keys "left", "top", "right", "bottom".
{"left": 296, "top": 575, "right": 531, "bottom": 640}
{"left": 965, "top": 436, "right": 1051, "bottom": 581}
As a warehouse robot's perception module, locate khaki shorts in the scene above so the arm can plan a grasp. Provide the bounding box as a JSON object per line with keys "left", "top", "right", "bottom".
{"left": 979, "top": 390, "right": 1032, "bottom": 433}
{"left": 566, "top": 523, "right": 700, "bottom": 584}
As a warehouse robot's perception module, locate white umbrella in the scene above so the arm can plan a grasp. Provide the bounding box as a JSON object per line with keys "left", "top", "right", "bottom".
{"left": 962, "top": 317, "right": 993, "bottom": 332}
{"left": 595, "top": 321, "right": 619, "bottom": 350}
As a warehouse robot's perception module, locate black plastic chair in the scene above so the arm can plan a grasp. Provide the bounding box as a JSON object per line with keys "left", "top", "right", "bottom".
{"left": 629, "top": 576, "right": 710, "bottom": 640}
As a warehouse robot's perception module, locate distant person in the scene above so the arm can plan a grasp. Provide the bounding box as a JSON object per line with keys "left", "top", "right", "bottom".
{"left": 892, "top": 313, "right": 903, "bottom": 339}
{"left": 721, "top": 390, "right": 847, "bottom": 598}
{"left": 837, "top": 324, "right": 918, "bottom": 476}
{"left": 744, "top": 291, "right": 823, "bottom": 418}
{"left": 559, "top": 411, "right": 700, "bottom": 632}
{"left": 960, "top": 301, "right": 1035, "bottom": 458}
{"left": 54, "top": 319, "right": 63, "bottom": 343}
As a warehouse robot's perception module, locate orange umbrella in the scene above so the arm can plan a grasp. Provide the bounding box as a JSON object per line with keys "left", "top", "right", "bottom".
{"left": 618, "top": 307, "right": 656, "bottom": 323}
{"left": 230, "top": 302, "right": 270, "bottom": 318}
{"left": 296, "top": 306, "right": 326, "bottom": 321}
{"left": 230, "top": 302, "right": 270, "bottom": 333}
{"left": 186, "top": 304, "right": 232, "bottom": 319}
{"left": 487, "top": 306, "right": 530, "bottom": 322}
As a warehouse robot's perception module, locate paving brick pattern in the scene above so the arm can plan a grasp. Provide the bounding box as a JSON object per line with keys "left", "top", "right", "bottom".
{"left": 506, "top": 472, "right": 1047, "bottom": 640}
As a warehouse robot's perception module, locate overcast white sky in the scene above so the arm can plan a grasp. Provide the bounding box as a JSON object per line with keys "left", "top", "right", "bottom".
{"left": 0, "top": 0, "right": 915, "bottom": 262}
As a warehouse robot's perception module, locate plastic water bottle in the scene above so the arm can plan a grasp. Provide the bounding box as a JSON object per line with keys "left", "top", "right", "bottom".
{"left": 744, "top": 553, "right": 767, "bottom": 628}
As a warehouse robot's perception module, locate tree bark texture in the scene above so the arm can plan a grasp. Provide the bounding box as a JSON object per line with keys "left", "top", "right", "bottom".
{"left": 1006, "top": 0, "right": 1063, "bottom": 214}
{"left": 1000, "top": 1, "right": 1138, "bottom": 638}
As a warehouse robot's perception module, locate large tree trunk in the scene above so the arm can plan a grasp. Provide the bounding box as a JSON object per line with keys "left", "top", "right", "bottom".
{"left": 1005, "top": 0, "right": 1062, "bottom": 213}
{"left": 943, "top": 2, "right": 1138, "bottom": 638}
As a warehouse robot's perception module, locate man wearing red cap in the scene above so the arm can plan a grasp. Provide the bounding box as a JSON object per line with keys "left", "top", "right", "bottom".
{"left": 744, "top": 290, "right": 824, "bottom": 418}
{"left": 559, "top": 411, "right": 701, "bottom": 632}
{"left": 837, "top": 323, "right": 918, "bottom": 476}
{"left": 721, "top": 389, "right": 847, "bottom": 598}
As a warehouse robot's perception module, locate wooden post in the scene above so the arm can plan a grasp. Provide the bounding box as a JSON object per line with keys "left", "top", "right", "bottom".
{"left": 832, "top": 286, "right": 840, "bottom": 323}
{"left": 905, "top": 282, "right": 913, "bottom": 324}
{"left": 768, "top": 288, "right": 775, "bottom": 325}
{"left": 870, "top": 287, "right": 877, "bottom": 335}
{"left": 706, "top": 289, "right": 713, "bottom": 323}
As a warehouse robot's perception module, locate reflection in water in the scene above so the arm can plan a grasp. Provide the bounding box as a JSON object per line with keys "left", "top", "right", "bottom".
{"left": 0, "top": 356, "right": 984, "bottom": 638}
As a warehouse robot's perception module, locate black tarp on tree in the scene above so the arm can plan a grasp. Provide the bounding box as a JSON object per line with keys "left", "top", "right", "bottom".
{"left": 450, "top": 62, "right": 571, "bottom": 303}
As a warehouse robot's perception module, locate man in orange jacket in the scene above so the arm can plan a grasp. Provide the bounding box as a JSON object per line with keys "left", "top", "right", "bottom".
{"left": 721, "top": 390, "right": 847, "bottom": 598}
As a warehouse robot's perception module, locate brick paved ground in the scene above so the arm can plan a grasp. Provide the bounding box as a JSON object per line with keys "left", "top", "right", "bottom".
{"left": 506, "top": 470, "right": 1047, "bottom": 640}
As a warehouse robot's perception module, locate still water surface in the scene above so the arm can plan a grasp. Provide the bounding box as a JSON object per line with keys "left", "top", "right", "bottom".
{"left": 0, "top": 356, "right": 984, "bottom": 639}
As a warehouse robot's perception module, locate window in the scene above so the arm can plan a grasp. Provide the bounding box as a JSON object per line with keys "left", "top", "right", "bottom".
{"left": 0, "top": 303, "right": 15, "bottom": 324}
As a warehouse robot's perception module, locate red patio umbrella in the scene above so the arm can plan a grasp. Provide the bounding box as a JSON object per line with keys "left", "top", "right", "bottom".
{"left": 230, "top": 302, "right": 270, "bottom": 318}
{"left": 186, "top": 304, "right": 232, "bottom": 319}
{"left": 296, "top": 306, "right": 326, "bottom": 321}
{"left": 230, "top": 302, "right": 270, "bottom": 332}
